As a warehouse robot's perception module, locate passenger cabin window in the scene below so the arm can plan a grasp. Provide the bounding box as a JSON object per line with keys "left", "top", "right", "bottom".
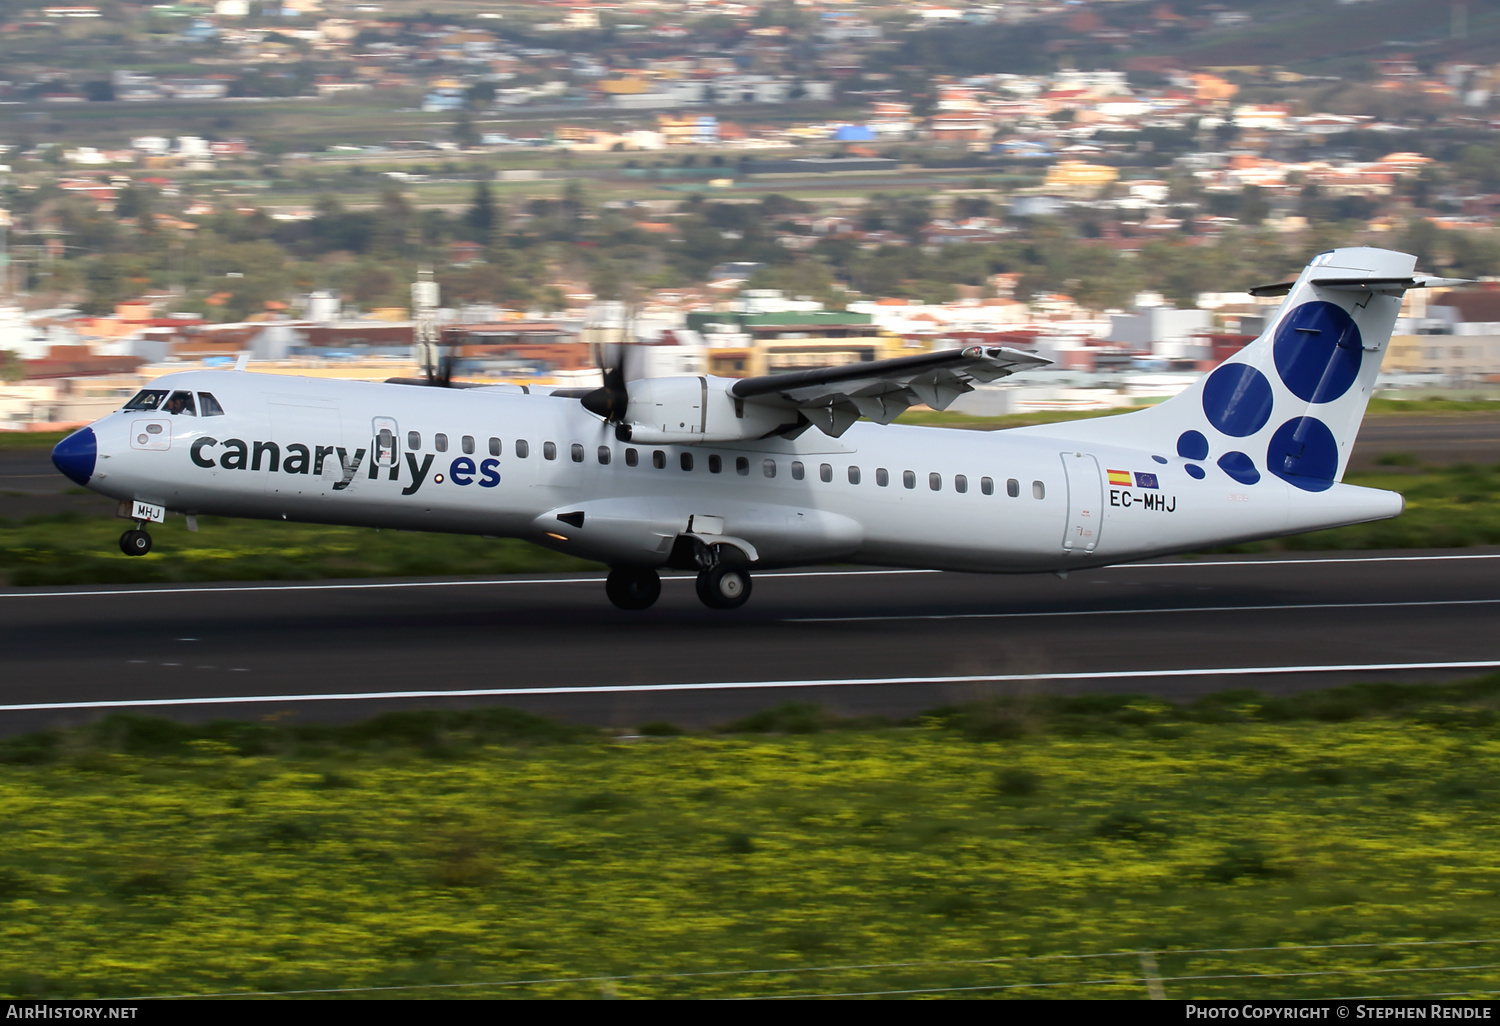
{"left": 1007, "top": 478, "right": 1019, "bottom": 498}
{"left": 709, "top": 455, "right": 722, "bottom": 474}
{"left": 543, "top": 442, "right": 557, "bottom": 461}
{"left": 626, "top": 448, "right": 639, "bottom": 467}
{"left": 124, "top": 389, "right": 168, "bottom": 412}
{"left": 165, "top": 390, "right": 196, "bottom": 416}
{"left": 820, "top": 463, "right": 832, "bottom": 483}
{"left": 1033, "top": 480, "right": 1046, "bottom": 500}
{"left": 876, "top": 468, "right": 889, "bottom": 487}
{"left": 736, "top": 457, "right": 749, "bottom": 476}
{"left": 903, "top": 470, "right": 916, "bottom": 490}
{"left": 763, "top": 458, "right": 776, "bottom": 479}
{"left": 955, "top": 474, "right": 968, "bottom": 494}
{"left": 929, "top": 473, "right": 942, "bottom": 491}
{"left": 570, "top": 443, "right": 584, "bottom": 463}
{"left": 680, "top": 452, "right": 693, "bottom": 471}
{"left": 515, "top": 440, "right": 529, "bottom": 459}
{"left": 848, "top": 466, "right": 861, "bottom": 485}
{"left": 435, "top": 433, "right": 448, "bottom": 453}
{"left": 982, "top": 477, "right": 995, "bottom": 496}
{"left": 598, "top": 446, "right": 611, "bottom": 465}
{"left": 409, "top": 431, "right": 422, "bottom": 450}
{"left": 791, "top": 461, "right": 804, "bottom": 481}
{"left": 376, "top": 428, "right": 395, "bottom": 462}
{"left": 462, "top": 435, "right": 475, "bottom": 455}
{"left": 653, "top": 450, "right": 666, "bottom": 470}
{"left": 198, "top": 392, "right": 225, "bottom": 417}
{"left": 489, "top": 437, "right": 501, "bottom": 457}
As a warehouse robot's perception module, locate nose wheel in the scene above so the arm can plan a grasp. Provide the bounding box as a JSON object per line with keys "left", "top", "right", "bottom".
{"left": 605, "top": 567, "right": 661, "bottom": 610}
{"left": 696, "top": 565, "right": 751, "bottom": 610}
{"left": 119, "top": 529, "right": 152, "bottom": 557}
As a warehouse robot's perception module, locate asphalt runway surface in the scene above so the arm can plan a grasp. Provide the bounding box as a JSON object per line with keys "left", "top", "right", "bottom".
{"left": 3, "top": 551, "right": 1500, "bottom": 736}
{"left": 3, "top": 415, "right": 1499, "bottom": 735}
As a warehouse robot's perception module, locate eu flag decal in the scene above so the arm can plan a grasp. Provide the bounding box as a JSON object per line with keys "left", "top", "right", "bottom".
{"left": 1134, "top": 472, "right": 1159, "bottom": 490}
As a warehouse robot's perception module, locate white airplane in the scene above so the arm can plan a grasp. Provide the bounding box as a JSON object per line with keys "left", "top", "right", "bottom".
{"left": 51, "top": 247, "right": 1463, "bottom": 611}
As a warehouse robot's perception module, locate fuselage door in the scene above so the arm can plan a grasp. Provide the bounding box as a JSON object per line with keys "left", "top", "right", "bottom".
{"left": 1060, "top": 451, "right": 1103, "bottom": 556}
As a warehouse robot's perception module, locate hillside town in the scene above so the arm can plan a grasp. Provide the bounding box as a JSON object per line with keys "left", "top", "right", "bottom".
{"left": 5, "top": 0, "right": 1500, "bottom": 427}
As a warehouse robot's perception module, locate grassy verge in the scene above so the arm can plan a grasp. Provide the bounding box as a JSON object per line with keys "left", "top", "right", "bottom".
{"left": 2, "top": 679, "right": 1499, "bottom": 999}
{"left": 0, "top": 431, "right": 71, "bottom": 451}
{"left": 0, "top": 514, "right": 599, "bottom": 587}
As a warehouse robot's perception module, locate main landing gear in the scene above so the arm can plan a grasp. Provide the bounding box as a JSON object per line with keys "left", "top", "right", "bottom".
{"left": 605, "top": 567, "right": 661, "bottom": 611}
{"left": 603, "top": 563, "right": 754, "bottom": 611}
{"left": 119, "top": 527, "right": 153, "bottom": 556}
{"left": 695, "top": 563, "right": 752, "bottom": 610}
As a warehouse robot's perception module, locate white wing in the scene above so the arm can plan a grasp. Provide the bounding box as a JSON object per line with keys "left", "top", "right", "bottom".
{"left": 730, "top": 345, "right": 1050, "bottom": 437}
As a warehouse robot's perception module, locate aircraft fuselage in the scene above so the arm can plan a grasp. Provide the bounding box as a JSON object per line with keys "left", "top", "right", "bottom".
{"left": 70, "top": 369, "right": 1400, "bottom": 577}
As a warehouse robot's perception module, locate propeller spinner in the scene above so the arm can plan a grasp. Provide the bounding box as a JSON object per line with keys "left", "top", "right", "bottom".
{"left": 581, "top": 342, "right": 634, "bottom": 439}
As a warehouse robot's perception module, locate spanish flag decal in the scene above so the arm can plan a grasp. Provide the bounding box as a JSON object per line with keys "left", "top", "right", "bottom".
{"left": 1107, "top": 469, "right": 1132, "bottom": 486}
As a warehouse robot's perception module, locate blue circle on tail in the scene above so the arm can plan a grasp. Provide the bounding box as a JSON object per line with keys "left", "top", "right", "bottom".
{"left": 1203, "top": 363, "right": 1274, "bottom": 437}
{"left": 1217, "top": 451, "right": 1261, "bottom": 485}
{"left": 1273, "top": 301, "right": 1363, "bottom": 404}
{"left": 1267, "top": 416, "right": 1339, "bottom": 491}
{"left": 1177, "top": 430, "right": 1209, "bottom": 460}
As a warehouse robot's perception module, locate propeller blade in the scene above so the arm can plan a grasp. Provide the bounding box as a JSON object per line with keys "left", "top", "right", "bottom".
{"left": 581, "top": 340, "right": 629, "bottom": 421}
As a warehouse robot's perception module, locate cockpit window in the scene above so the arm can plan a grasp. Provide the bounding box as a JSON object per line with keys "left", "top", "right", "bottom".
{"left": 124, "top": 389, "right": 168, "bottom": 412}
{"left": 198, "top": 392, "right": 225, "bottom": 417}
{"left": 165, "top": 391, "right": 197, "bottom": 416}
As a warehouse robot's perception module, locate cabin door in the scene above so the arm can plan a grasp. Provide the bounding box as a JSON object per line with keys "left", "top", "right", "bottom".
{"left": 1060, "top": 451, "right": 1103, "bottom": 556}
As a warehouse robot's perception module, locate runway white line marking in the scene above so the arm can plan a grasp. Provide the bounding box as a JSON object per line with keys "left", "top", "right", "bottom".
{"left": 4, "top": 660, "right": 1498, "bottom": 713}
{"left": 0, "top": 568, "right": 936, "bottom": 600}
{"left": 789, "top": 597, "right": 1500, "bottom": 624}
{"left": 1123, "top": 554, "right": 1500, "bottom": 569}
{"left": 0, "top": 553, "right": 1496, "bottom": 601}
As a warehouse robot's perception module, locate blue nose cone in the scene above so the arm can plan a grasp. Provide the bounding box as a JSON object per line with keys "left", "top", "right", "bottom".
{"left": 52, "top": 427, "right": 97, "bottom": 487}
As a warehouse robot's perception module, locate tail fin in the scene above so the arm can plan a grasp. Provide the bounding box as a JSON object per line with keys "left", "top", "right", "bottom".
{"left": 1023, "top": 247, "right": 1467, "bottom": 492}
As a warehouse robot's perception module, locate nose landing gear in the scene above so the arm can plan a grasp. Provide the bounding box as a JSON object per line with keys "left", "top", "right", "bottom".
{"left": 119, "top": 528, "right": 153, "bottom": 556}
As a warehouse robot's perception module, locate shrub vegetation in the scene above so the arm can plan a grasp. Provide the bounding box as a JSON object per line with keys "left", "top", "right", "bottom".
{"left": 2, "top": 680, "right": 1499, "bottom": 999}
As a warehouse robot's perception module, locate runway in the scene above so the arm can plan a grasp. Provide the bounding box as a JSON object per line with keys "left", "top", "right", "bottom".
{"left": 3, "top": 551, "right": 1499, "bottom": 736}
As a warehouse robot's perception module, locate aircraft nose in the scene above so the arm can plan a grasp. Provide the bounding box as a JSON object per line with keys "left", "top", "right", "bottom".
{"left": 51, "top": 426, "right": 97, "bottom": 487}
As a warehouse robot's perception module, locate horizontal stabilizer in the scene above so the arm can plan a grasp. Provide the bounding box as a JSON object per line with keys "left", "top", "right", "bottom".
{"left": 1250, "top": 274, "right": 1473, "bottom": 298}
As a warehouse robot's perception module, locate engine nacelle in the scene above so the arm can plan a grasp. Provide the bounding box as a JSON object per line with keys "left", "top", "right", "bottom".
{"left": 623, "top": 376, "right": 793, "bottom": 444}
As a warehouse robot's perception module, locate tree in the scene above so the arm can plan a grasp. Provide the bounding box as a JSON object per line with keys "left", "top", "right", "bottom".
{"left": 463, "top": 180, "right": 496, "bottom": 239}
{"left": 0, "top": 351, "right": 24, "bottom": 384}
{"left": 452, "top": 111, "right": 480, "bottom": 150}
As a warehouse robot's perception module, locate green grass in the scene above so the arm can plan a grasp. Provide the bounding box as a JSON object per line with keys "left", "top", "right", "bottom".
{"left": 0, "top": 432, "right": 71, "bottom": 451}
{"left": 2, "top": 680, "right": 1499, "bottom": 999}
{"left": 0, "top": 513, "right": 598, "bottom": 587}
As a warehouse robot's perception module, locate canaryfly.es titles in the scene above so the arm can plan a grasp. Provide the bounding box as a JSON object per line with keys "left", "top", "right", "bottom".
{"left": 188, "top": 437, "right": 499, "bottom": 496}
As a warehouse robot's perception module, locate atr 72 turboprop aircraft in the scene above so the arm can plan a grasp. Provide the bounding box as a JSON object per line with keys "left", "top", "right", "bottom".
{"left": 50, "top": 247, "right": 1462, "bottom": 611}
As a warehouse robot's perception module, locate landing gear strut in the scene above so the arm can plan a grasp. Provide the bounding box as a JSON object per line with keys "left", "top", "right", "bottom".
{"left": 119, "top": 528, "right": 152, "bottom": 556}
{"left": 605, "top": 567, "right": 661, "bottom": 611}
{"left": 696, "top": 564, "right": 752, "bottom": 610}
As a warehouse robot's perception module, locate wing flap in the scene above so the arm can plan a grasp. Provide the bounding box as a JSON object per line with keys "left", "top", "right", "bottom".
{"left": 731, "top": 345, "right": 1049, "bottom": 436}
